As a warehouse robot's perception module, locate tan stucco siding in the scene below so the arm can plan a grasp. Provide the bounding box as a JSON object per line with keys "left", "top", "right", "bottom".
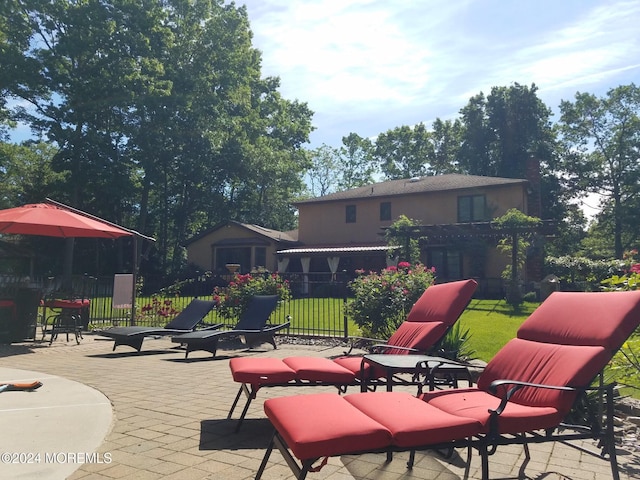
{"left": 186, "top": 224, "right": 280, "bottom": 272}
{"left": 297, "top": 185, "right": 527, "bottom": 245}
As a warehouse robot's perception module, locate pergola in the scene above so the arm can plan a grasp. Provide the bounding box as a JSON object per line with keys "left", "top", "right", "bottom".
{"left": 385, "top": 220, "right": 558, "bottom": 282}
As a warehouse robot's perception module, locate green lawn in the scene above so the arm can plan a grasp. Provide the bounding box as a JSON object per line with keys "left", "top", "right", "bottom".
{"left": 456, "top": 299, "right": 539, "bottom": 362}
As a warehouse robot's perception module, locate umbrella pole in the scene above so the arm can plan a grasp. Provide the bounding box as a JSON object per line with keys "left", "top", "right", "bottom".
{"left": 63, "top": 238, "right": 75, "bottom": 291}
{"left": 130, "top": 235, "right": 138, "bottom": 326}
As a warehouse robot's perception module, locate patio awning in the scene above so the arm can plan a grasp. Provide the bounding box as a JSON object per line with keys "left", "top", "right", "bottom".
{"left": 276, "top": 245, "right": 398, "bottom": 257}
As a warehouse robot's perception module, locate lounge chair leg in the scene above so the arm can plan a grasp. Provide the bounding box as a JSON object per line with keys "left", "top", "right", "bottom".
{"left": 228, "top": 384, "right": 246, "bottom": 419}
{"left": 605, "top": 385, "right": 621, "bottom": 480}
{"left": 255, "top": 432, "right": 276, "bottom": 480}
{"left": 407, "top": 450, "right": 415, "bottom": 468}
{"left": 463, "top": 444, "right": 472, "bottom": 480}
{"left": 234, "top": 385, "right": 255, "bottom": 433}
{"left": 479, "top": 442, "right": 489, "bottom": 480}
{"left": 517, "top": 437, "right": 531, "bottom": 479}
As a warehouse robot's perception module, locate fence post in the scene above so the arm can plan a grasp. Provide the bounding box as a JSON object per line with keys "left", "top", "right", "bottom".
{"left": 343, "top": 295, "right": 349, "bottom": 341}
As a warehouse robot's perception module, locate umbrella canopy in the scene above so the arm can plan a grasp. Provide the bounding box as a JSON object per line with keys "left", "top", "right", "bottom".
{"left": 0, "top": 203, "right": 133, "bottom": 239}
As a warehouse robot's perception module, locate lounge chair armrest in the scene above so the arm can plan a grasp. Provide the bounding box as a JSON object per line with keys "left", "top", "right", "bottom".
{"left": 488, "top": 379, "right": 577, "bottom": 416}
{"left": 263, "top": 321, "right": 291, "bottom": 331}
{"left": 200, "top": 323, "right": 223, "bottom": 331}
{"left": 370, "top": 344, "right": 419, "bottom": 353}
{"left": 343, "top": 335, "right": 386, "bottom": 354}
{"left": 489, "top": 379, "right": 577, "bottom": 395}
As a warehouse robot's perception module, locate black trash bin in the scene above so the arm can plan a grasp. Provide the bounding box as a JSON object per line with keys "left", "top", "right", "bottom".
{"left": 12, "top": 287, "right": 42, "bottom": 341}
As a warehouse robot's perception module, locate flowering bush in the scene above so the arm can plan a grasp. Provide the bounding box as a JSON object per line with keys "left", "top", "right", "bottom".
{"left": 346, "top": 262, "right": 435, "bottom": 338}
{"left": 213, "top": 269, "right": 291, "bottom": 321}
{"left": 138, "top": 297, "right": 181, "bottom": 326}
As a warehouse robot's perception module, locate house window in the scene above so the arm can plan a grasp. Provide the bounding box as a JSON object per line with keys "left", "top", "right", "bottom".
{"left": 427, "top": 248, "right": 462, "bottom": 280}
{"left": 380, "top": 202, "right": 391, "bottom": 221}
{"left": 458, "top": 195, "right": 486, "bottom": 222}
{"left": 215, "top": 247, "right": 251, "bottom": 273}
{"left": 345, "top": 205, "right": 356, "bottom": 223}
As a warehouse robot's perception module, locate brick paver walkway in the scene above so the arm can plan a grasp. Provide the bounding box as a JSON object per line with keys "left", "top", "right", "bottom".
{"left": 0, "top": 335, "right": 638, "bottom": 480}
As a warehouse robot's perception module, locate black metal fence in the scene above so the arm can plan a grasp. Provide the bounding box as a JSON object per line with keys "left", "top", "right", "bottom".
{"left": 81, "top": 273, "right": 351, "bottom": 339}
{"left": 1, "top": 271, "right": 530, "bottom": 343}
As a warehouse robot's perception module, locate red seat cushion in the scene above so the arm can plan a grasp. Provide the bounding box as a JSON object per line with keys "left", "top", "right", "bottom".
{"left": 477, "top": 338, "right": 609, "bottom": 413}
{"left": 344, "top": 392, "right": 482, "bottom": 447}
{"left": 264, "top": 394, "right": 392, "bottom": 460}
{"left": 332, "top": 355, "right": 373, "bottom": 378}
{"left": 421, "top": 388, "right": 564, "bottom": 435}
{"left": 386, "top": 321, "right": 446, "bottom": 353}
{"left": 518, "top": 290, "right": 640, "bottom": 350}
{"left": 229, "top": 357, "right": 297, "bottom": 385}
{"left": 283, "top": 357, "right": 356, "bottom": 383}
{"left": 405, "top": 279, "right": 477, "bottom": 325}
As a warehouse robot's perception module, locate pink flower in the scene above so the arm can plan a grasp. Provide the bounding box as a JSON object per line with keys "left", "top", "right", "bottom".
{"left": 398, "top": 261, "right": 411, "bottom": 269}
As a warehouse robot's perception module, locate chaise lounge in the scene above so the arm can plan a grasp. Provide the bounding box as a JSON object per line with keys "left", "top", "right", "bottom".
{"left": 171, "top": 294, "right": 289, "bottom": 359}
{"left": 227, "top": 279, "right": 478, "bottom": 431}
{"left": 97, "top": 298, "right": 219, "bottom": 352}
{"left": 256, "top": 289, "right": 640, "bottom": 480}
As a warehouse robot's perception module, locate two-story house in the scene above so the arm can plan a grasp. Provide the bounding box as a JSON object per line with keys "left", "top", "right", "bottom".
{"left": 280, "top": 173, "right": 530, "bottom": 284}
{"left": 186, "top": 171, "right": 539, "bottom": 295}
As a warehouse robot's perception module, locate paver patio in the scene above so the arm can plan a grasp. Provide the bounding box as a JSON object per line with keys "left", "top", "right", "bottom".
{"left": 0, "top": 335, "right": 638, "bottom": 480}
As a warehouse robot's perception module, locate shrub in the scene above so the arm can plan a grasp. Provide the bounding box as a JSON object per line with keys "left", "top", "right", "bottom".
{"left": 345, "top": 262, "right": 435, "bottom": 338}
{"left": 137, "top": 297, "right": 181, "bottom": 326}
{"left": 600, "top": 257, "right": 640, "bottom": 392}
{"left": 546, "top": 255, "right": 624, "bottom": 290}
{"left": 213, "top": 269, "right": 291, "bottom": 321}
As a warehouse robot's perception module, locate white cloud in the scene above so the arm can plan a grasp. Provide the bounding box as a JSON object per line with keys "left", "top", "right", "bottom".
{"left": 241, "top": 0, "right": 640, "bottom": 147}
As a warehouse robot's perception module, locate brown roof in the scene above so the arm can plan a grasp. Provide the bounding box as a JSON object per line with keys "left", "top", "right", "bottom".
{"left": 184, "top": 221, "right": 298, "bottom": 246}
{"left": 294, "top": 174, "right": 527, "bottom": 205}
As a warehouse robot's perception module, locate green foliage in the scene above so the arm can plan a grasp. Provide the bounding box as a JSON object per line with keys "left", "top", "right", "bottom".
{"left": 213, "top": 270, "right": 291, "bottom": 321}
{"left": 458, "top": 83, "right": 555, "bottom": 179}
{"left": 609, "top": 337, "right": 640, "bottom": 392}
{"left": 557, "top": 83, "right": 640, "bottom": 259}
{"left": 1, "top": 0, "right": 313, "bottom": 277}
{"left": 492, "top": 208, "right": 542, "bottom": 229}
{"left": 345, "top": 262, "right": 435, "bottom": 338}
{"left": 493, "top": 209, "right": 542, "bottom": 304}
{"left": 384, "top": 215, "right": 420, "bottom": 263}
{"left": 338, "top": 133, "right": 377, "bottom": 189}
{"left": 546, "top": 255, "right": 624, "bottom": 289}
{"left": 137, "top": 296, "right": 181, "bottom": 326}
{"left": 375, "top": 123, "right": 434, "bottom": 179}
{"left": 438, "top": 321, "right": 475, "bottom": 362}
{"left": 600, "top": 257, "right": 640, "bottom": 392}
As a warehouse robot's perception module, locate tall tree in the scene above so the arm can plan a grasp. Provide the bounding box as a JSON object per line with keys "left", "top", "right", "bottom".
{"left": 557, "top": 84, "right": 640, "bottom": 258}
{"left": 305, "top": 144, "right": 339, "bottom": 197}
{"left": 338, "top": 133, "right": 376, "bottom": 189}
{"left": 375, "top": 123, "right": 434, "bottom": 179}
{"left": 458, "top": 84, "right": 555, "bottom": 179}
{"left": 430, "top": 118, "right": 463, "bottom": 174}
{"left": 1, "top": 0, "right": 313, "bottom": 275}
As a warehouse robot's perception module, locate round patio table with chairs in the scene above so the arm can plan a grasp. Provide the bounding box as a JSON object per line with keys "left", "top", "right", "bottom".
{"left": 40, "top": 298, "right": 90, "bottom": 345}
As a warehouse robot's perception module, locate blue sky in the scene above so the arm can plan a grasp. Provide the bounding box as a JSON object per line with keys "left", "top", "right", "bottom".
{"left": 240, "top": 0, "right": 640, "bottom": 148}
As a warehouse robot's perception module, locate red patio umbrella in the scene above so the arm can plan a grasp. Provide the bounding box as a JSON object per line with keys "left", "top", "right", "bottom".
{"left": 0, "top": 203, "right": 133, "bottom": 239}
{"left": 0, "top": 201, "right": 151, "bottom": 326}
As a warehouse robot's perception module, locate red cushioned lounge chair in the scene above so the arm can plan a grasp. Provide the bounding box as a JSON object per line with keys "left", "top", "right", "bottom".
{"left": 256, "top": 290, "right": 640, "bottom": 480}
{"left": 228, "top": 279, "right": 478, "bottom": 431}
